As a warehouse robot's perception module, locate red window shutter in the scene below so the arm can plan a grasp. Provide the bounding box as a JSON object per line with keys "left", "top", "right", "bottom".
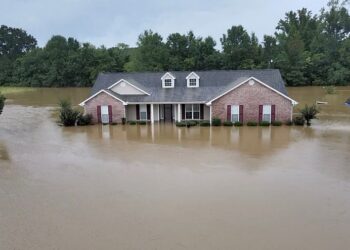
{"left": 259, "top": 105, "right": 263, "bottom": 122}
{"left": 181, "top": 104, "right": 185, "bottom": 119}
{"left": 227, "top": 105, "right": 231, "bottom": 121}
{"left": 108, "top": 105, "right": 113, "bottom": 123}
{"left": 97, "top": 105, "right": 101, "bottom": 123}
{"left": 147, "top": 104, "right": 151, "bottom": 120}
{"left": 136, "top": 104, "right": 140, "bottom": 120}
{"left": 239, "top": 105, "right": 243, "bottom": 122}
{"left": 271, "top": 105, "right": 276, "bottom": 122}
{"left": 200, "top": 104, "right": 204, "bottom": 120}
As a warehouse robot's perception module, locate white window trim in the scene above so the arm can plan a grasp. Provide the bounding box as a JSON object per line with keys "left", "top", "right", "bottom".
{"left": 185, "top": 104, "right": 201, "bottom": 120}
{"left": 186, "top": 72, "right": 200, "bottom": 88}
{"left": 262, "top": 105, "right": 272, "bottom": 122}
{"left": 161, "top": 72, "right": 176, "bottom": 88}
{"left": 231, "top": 105, "right": 240, "bottom": 122}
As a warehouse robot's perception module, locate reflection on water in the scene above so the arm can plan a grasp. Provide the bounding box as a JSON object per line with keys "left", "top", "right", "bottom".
{"left": 0, "top": 87, "right": 350, "bottom": 250}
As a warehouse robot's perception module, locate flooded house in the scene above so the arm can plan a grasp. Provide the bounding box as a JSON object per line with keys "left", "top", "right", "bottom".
{"left": 79, "top": 69, "right": 298, "bottom": 124}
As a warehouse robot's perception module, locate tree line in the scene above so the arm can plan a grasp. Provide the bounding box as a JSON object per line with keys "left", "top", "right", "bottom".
{"left": 0, "top": 0, "right": 349, "bottom": 87}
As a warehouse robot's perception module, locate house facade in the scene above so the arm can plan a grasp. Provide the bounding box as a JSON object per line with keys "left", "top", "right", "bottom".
{"left": 79, "top": 70, "right": 298, "bottom": 124}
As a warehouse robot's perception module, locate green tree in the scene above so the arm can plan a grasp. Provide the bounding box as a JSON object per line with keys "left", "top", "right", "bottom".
{"left": 0, "top": 92, "right": 5, "bottom": 115}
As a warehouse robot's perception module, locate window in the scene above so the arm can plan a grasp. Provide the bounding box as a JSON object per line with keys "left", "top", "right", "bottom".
{"left": 231, "top": 105, "right": 239, "bottom": 122}
{"left": 140, "top": 104, "right": 147, "bottom": 120}
{"left": 189, "top": 78, "right": 197, "bottom": 87}
{"left": 185, "top": 104, "right": 200, "bottom": 120}
{"left": 263, "top": 105, "right": 271, "bottom": 122}
{"left": 101, "top": 105, "right": 109, "bottom": 124}
{"left": 164, "top": 79, "right": 172, "bottom": 87}
{"left": 186, "top": 72, "right": 200, "bottom": 87}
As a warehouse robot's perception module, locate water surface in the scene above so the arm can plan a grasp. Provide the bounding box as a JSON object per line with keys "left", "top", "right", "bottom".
{"left": 0, "top": 87, "right": 350, "bottom": 250}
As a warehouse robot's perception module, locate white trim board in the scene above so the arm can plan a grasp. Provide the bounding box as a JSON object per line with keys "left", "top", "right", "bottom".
{"left": 79, "top": 89, "right": 127, "bottom": 106}
{"left": 107, "top": 79, "right": 150, "bottom": 95}
{"left": 206, "top": 77, "right": 298, "bottom": 105}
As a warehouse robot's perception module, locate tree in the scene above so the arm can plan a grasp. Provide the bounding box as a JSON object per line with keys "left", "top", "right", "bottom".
{"left": 300, "top": 104, "right": 319, "bottom": 126}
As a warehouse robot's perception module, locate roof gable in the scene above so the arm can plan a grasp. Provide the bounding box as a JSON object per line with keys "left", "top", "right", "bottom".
{"left": 108, "top": 79, "right": 150, "bottom": 95}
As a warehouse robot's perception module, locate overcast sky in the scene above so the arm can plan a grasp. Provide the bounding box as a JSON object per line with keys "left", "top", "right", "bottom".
{"left": 1, "top": 0, "right": 328, "bottom": 48}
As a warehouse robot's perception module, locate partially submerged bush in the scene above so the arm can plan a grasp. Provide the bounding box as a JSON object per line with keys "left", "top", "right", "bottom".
{"left": 186, "top": 120, "right": 198, "bottom": 126}
{"left": 285, "top": 120, "right": 293, "bottom": 126}
{"left": 212, "top": 117, "right": 221, "bottom": 126}
{"left": 138, "top": 121, "right": 147, "bottom": 125}
{"left": 200, "top": 120, "right": 211, "bottom": 127}
{"left": 176, "top": 121, "right": 187, "bottom": 127}
{"left": 324, "top": 85, "right": 336, "bottom": 94}
{"left": 223, "top": 121, "right": 233, "bottom": 126}
{"left": 293, "top": 116, "right": 305, "bottom": 126}
{"left": 271, "top": 120, "right": 282, "bottom": 126}
{"left": 246, "top": 121, "right": 258, "bottom": 126}
{"left": 0, "top": 92, "right": 5, "bottom": 115}
{"left": 128, "top": 121, "right": 137, "bottom": 125}
{"left": 299, "top": 104, "right": 319, "bottom": 126}
{"left": 58, "top": 99, "right": 80, "bottom": 126}
{"left": 77, "top": 114, "right": 92, "bottom": 126}
{"left": 259, "top": 121, "right": 270, "bottom": 126}
{"left": 121, "top": 118, "right": 126, "bottom": 125}
{"left": 234, "top": 121, "right": 243, "bottom": 127}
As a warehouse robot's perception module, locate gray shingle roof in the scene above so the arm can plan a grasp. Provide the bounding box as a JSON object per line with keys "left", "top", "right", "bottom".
{"left": 91, "top": 69, "right": 288, "bottom": 103}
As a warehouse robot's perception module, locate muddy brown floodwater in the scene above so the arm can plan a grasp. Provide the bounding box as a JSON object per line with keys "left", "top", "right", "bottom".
{"left": 0, "top": 87, "right": 350, "bottom": 250}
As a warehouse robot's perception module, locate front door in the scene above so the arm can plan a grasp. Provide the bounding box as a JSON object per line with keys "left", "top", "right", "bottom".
{"left": 163, "top": 104, "right": 172, "bottom": 122}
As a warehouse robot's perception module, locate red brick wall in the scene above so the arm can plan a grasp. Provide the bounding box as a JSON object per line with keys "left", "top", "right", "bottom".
{"left": 84, "top": 92, "right": 125, "bottom": 124}
{"left": 212, "top": 80, "right": 293, "bottom": 122}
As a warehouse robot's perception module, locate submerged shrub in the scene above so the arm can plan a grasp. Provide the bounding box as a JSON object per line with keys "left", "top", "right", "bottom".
{"left": 0, "top": 93, "right": 5, "bottom": 115}
{"left": 128, "top": 121, "right": 137, "bottom": 125}
{"left": 223, "top": 121, "right": 233, "bottom": 126}
{"left": 121, "top": 118, "right": 126, "bottom": 125}
{"left": 234, "top": 121, "right": 243, "bottom": 127}
{"left": 285, "top": 120, "right": 293, "bottom": 126}
{"left": 293, "top": 116, "right": 305, "bottom": 126}
{"left": 246, "top": 121, "right": 258, "bottom": 126}
{"left": 176, "top": 121, "right": 186, "bottom": 127}
{"left": 259, "top": 121, "right": 270, "bottom": 126}
{"left": 200, "top": 120, "right": 211, "bottom": 127}
{"left": 212, "top": 117, "right": 221, "bottom": 126}
{"left": 271, "top": 120, "right": 282, "bottom": 126}
{"left": 77, "top": 114, "right": 92, "bottom": 126}
{"left": 58, "top": 99, "right": 80, "bottom": 126}
{"left": 138, "top": 121, "right": 147, "bottom": 125}
{"left": 324, "top": 85, "right": 336, "bottom": 95}
{"left": 186, "top": 120, "right": 198, "bottom": 127}
{"left": 299, "top": 104, "right": 319, "bottom": 126}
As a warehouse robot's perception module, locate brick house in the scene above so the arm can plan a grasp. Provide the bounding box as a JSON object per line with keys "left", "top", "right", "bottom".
{"left": 79, "top": 70, "right": 298, "bottom": 124}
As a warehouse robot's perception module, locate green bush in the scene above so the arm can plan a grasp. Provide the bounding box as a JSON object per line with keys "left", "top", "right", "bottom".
{"left": 186, "top": 120, "right": 198, "bottom": 126}
{"left": 271, "top": 120, "right": 282, "bottom": 126}
{"left": 58, "top": 99, "right": 80, "bottom": 126}
{"left": 77, "top": 114, "right": 92, "bottom": 126}
{"left": 234, "top": 121, "right": 243, "bottom": 127}
{"left": 324, "top": 85, "right": 336, "bottom": 94}
{"left": 299, "top": 104, "right": 319, "bottom": 126}
{"left": 138, "top": 121, "right": 147, "bottom": 125}
{"left": 0, "top": 93, "right": 5, "bottom": 115}
{"left": 293, "top": 116, "right": 305, "bottom": 126}
{"left": 111, "top": 122, "right": 118, "bottom": 125}
{"left": 247, "top": 121, "right": 258, "bottom": 126}
{"left": 212, "top": 117, "right": 221, "bottom": 126}
{"left": 176, "top": 121, "right": 186, "bottom": 127}
{"left": 223, "top": 121, "right": 233, "bottom": 126}
{"left": 128, "top": 121, "right": 137, "bottom": 125}
{"left": 285, "top": 120, "right": 293, "bottom": 126}
{"left": 200, "top": 120, "right": 211, "bottom": 127}
{"left": 259, "top": 121, "right": 270, "bottom": 126}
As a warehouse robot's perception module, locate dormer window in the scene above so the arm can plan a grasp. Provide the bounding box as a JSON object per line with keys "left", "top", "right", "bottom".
{"left": 186, "top": 72, "right": 200, "bottom": 88}
{"left": 161, "top": 72, "right": 175, "bottom": 88}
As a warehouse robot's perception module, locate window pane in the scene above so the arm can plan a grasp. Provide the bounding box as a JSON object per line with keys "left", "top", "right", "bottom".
{"left": 231, "top": 114, "right": 239, "bottom": 122}
{"left": 263, "top": 114, "right": 270, "bottom": 122}
{"left": 189, "top": 79, "right": 197, "bottom": 86}
{"left": 164, "top": 79, "right": 172, "bottom": 86}
{"left": 193, "top": 104, "right": 199, "bottom": 111}
{"left": 186, "top": 112, "right": 192, "bottom": 119}
{"left": 193, "top": 112, "right": 200, "bottom": 119}
{"left": 185, "top": 104, "right": 192, "bottom": 112}
{"left": 140, "top": 111, "right": 147, "bottom": 120}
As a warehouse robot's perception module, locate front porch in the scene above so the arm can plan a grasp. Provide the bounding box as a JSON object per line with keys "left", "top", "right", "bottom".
{"left": 125, "top": 104, "right": 211, "bottom": 123}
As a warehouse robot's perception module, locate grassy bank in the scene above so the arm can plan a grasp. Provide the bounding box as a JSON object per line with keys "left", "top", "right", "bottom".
{"left": 0, "top": 87, "right": 36, "bottom": 95}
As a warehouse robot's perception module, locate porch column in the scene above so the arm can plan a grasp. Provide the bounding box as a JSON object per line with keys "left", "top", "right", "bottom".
{"left": 177, "top": 103, "right": 181, "bottom": 122}
{"left": 209, "top": 105, "right": 212, "bottom": 125}
{"left": 150, "top": 103, "right": 154, "bottom": 124}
